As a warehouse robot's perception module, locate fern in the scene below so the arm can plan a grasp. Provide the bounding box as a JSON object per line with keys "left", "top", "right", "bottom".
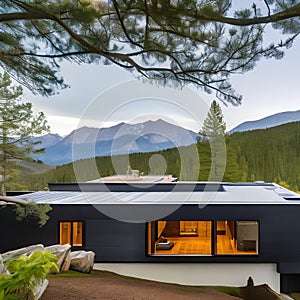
{"left": 0, "top": 290, "right": 19, "bottom": 300}
{"left": 0, "top": 251, "right": 58, "bottom": 299}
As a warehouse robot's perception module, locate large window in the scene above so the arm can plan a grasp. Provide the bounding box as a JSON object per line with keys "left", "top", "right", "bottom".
{"left": 147, "top": 220, "right": 258, "bottom": 256}
{"left": 59, "top": 221, "right": 83, "bottom": 247}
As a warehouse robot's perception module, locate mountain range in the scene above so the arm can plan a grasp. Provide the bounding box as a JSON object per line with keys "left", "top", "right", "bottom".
{"left": 33, "top": 109, "right": 300, "bottom": 165}
{"left": 228, "top": 109, "right": 300, "bottom": 134}
{"left": 22, "top": 120, "right": 300, "bottom": 192}
{"left": 33, "top": 119, "right": 199, "bottom": 165}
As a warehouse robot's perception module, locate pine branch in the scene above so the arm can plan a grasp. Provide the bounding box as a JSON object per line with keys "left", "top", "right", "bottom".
{"left": 1, "top": 1, "right": 300, "bottom": 103}
{"left": 162, "top": 4, "right": 300, "bottom": 26}
{"left": 0, "top": 12, "right": 50, "bottom": 23}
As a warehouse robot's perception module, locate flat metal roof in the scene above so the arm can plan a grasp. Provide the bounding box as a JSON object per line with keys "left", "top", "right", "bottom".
{"left": 14, "top": 182, "right": 300, "bottom": 205}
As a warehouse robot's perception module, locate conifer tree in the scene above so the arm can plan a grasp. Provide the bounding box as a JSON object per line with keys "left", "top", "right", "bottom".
{"left": 199, "top": 100, "right": 227, "bottom": 181}
{"left": 200, "top": 101, "right": 226, "bottom": 139}
{"left": 0, "top": 72, "right": 49, "bottom": 195}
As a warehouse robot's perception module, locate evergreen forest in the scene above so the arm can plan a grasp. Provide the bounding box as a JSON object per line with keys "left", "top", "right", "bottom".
{"left": 11, "top": 121, "right": 300, "bottom": 192}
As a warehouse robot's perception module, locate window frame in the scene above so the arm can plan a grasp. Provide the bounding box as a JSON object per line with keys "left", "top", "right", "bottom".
{"left": 58, "top": 220, "right": 85, "bottom": 249}
{"left": 146, "top": 220, "right": 259, "bottom": 257}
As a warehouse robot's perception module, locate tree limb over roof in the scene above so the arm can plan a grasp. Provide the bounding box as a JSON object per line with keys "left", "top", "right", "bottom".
{"left": 0, "top": 196, "right": 28, "bottom": 206}
{"left": 1, "top": 0, "right": 300, "bottom": 104}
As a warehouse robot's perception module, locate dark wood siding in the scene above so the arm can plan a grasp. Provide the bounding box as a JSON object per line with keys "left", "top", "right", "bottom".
{"left": 1, "top": 203, "right": 300, "bottom": 266}
{"left": 86, "top": 220, "right": 146, "bottom": 261}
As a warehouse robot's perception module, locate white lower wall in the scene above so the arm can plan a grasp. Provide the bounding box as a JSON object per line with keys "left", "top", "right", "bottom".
{"left": 94, "top": 263, "right": 280, "bottom": 292}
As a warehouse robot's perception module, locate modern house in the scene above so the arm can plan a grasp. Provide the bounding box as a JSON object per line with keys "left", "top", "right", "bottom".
{"left": 2, "top": 181, "right": 300, "bottom": 293}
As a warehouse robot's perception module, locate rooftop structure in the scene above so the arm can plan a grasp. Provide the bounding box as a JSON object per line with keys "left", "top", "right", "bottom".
{"left": 16, "top": 182, "right": 300, "bottom": 205}
{"left": 88, "top": 174, "right": 177, "bottom": 183}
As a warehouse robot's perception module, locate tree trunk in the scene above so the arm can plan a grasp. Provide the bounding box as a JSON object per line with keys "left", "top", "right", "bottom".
{"left": 0, "top": 181, "right": 5, "bottom": 197}
{"left": 0, "top": 195, "right": 28, "bottom": 205}
{"left": 1, "top": 152, "right": 7, "bottom": 196}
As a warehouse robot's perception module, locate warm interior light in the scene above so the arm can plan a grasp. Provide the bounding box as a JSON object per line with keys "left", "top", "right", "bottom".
{"left": 148, "top": 220, "right": 258, "bottom": 256}
{"left": 73, "top": 222, "right": 83, "bottom": 246}
{"left": 59, "top": 221, "right": 83, "bottom": 246}
{"left": 60, "top": 222, "right": 71, "bottom": 245}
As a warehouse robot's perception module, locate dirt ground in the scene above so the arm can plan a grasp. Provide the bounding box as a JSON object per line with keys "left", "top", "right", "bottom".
{"left": 42, "top": 275, "right": 243, "bottom": 300}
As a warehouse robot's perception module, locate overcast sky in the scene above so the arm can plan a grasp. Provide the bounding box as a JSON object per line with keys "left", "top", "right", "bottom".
{"left": 22, "top": 1, "right": 300, "bottom": 136}
{"left": 25, "top": 35, "right": 300, "bottom": 136}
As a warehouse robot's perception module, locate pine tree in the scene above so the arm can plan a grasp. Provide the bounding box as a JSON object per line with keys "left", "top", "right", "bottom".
{"left": 223, "top": 147, "right": 243, "bottom": 182}
{"left": 200, "top": 100, "right": 226, "bottom": 138}
{"left": 0, "top": 72, "right": 49, "bottom": 195}
{"left": 199, "top": 100, "right": 227, "bottom": 181}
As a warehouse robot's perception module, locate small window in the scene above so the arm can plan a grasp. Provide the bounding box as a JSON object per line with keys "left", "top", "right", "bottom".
{"left": 72, "top": 222, "right": 83, "bottom": 246}
{"left": 59, "top": 221, "right": 83, "bottom": 247}
{"left": 60, "top": 222, "right": 71, "bottom": 245}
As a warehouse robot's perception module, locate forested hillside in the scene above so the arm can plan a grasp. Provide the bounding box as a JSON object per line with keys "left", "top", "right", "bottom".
{"left": 15, "top": 142, "right": 242, "bottom": 191}
{"left": 230, "top": 121, "right": 300, "bottom": 189}
{"left": 12, "top": 121, "right": 300, "bottom": 191}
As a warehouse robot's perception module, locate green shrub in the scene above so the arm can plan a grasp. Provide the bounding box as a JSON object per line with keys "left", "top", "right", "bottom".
{"left": 0, "top": 251, "right": 58, "bottom": 300}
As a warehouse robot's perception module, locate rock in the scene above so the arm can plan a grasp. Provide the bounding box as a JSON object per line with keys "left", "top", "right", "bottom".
{"left": 70, "top": 251, "right": 95, "bottom": 273}
{"left": 33, "top": 279, "right": 49, "bottom": 300}
{"left": 0, "top": 254, "right": 9, "bottom": 275}
{"left": 14, "top": 279, "right": 48, "bottom": 300}
{"left": 240, "top": 284, "right": 281, "bottom": 300}
{"left": 2, "top": 244, "right": 44, "bottom": 263}
{"left": 61, "top": 250, "right": 71, "bottom": 272}
{"left": 45, "top": 244, "right": 71, "bottom": 273}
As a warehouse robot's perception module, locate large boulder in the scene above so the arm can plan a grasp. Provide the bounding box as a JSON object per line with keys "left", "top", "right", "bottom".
{"left": 45, "top": 244, "right": 71, "bottom": 273}
{"left": 33, "top": 278, "right": 49, "bottom": 300}
{"left": 1, "top": 244, "right": 44, "bottom": 263}
{"left": 60, "top": 250, "right": 71, "bottom": 272}
{"left": 70, "top": 251, "right": 95, "bottom": 273}
{"left": 0, "top": 254, "right": 9, "bottom": 275}
{"left": 14, "top": 279, "right": 48, "bottom": 300}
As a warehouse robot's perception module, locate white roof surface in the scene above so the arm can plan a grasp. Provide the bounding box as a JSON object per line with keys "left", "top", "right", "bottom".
{"left": 16, "top": 183, "right": 300, "bottom": 205}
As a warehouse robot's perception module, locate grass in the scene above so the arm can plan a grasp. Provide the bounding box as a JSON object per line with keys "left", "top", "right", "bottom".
{"left": 213, "top": 286, "right": 241, "bottom": 297}
{"left": 47, "top": 269, "right": 93, "bottom": 278}
{"left": 49, "top": 269, "right": 163, "bottom": 281}
{"left": 47, "top": 269, "right": 242, "bottom": 297}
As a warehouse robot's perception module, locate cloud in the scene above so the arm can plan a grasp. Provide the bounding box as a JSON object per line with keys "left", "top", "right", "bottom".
{"left": 75, "top": 80, "right": 210, "bottom": 134}
{"left": 46, "top": 115, "right": 81, "bottom": 136}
